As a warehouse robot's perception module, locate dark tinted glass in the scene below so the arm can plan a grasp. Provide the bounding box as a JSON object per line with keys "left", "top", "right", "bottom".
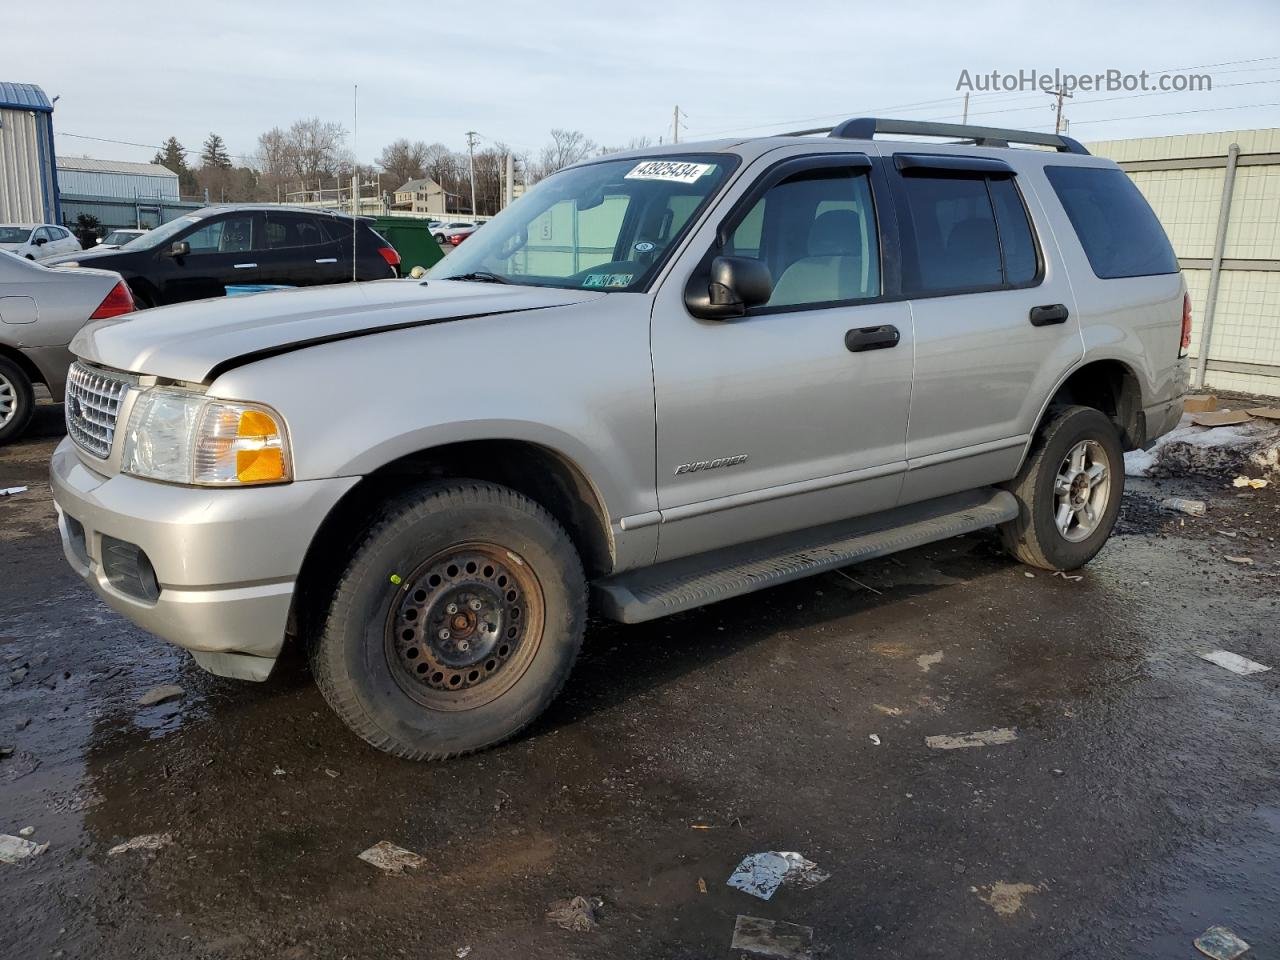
{"left": 989, "top": 178, "right": 1038, "bottom": 284}
{"left": 1045, "top": 166, "right": 1178, "bottom": 279}
{"left": 900, "top": 176, "right": 1002, "bottom": 293}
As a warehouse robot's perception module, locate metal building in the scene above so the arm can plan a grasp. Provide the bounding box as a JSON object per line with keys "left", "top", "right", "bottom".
{"left": 56, "top": 157, "right": 200, "bottom": 231}
{"left": 0, "top": 81, "right": 59, "bottom": 223}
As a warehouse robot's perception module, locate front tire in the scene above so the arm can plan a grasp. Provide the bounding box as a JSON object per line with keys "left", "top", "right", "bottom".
{"left": 999, "top": 405, "right": 1124, "bottom": 571}
{"left": 0, "top": 357, "right": 35, "bottom": 445}
{"left": 310, "top": 481, "right": 587, "bottom": 760}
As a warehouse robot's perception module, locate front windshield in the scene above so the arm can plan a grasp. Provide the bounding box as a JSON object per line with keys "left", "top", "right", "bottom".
{"left": 0, "top": 227, "right": 32, "bottom": 243}
{"left": 121, "top": 215, "right": 203, "bottom": 250}
{"left": 429, "top": 154, "right": 736, "bottom": 291}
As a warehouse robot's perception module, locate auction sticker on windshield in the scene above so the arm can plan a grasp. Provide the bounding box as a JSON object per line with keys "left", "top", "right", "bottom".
{"left": 625, "top": 161, "right": 713, "bottom": 183}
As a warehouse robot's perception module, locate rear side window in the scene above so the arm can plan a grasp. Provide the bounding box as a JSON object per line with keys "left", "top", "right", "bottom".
{"left": 898, "top": 173, "right": 1041, "bottom": 295}
{"left": 266, "top": 213, "right": 328, "bottom": 249}
{"left": 1044, "top": 166, "right": 1178, "bottom": 279}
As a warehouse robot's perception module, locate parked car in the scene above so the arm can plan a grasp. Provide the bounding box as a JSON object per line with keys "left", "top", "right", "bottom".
{"left": 433, "top": 222, "right": 475, "bottom": 243}
{"left": 51, "top": 118, "right": 1189, "bottom": 760}
{"left": 446, "top": 226, "right": 478, "bottom": 246}
{"left": 97, "top": 228, "right": 149, "bottom": 249}
{"left": 0, "top": 251, "right": 134, "bottom": 444}
{"left": 45, "top": 205, "right": 399, "bottom": 307}
{"left": 0, "top": 223, "right": 83, "bottom": 261}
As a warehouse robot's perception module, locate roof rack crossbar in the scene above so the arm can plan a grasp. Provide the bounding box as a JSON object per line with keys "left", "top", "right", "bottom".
{"left": 780, "top": 117, "right": 1089, "bottom": 155}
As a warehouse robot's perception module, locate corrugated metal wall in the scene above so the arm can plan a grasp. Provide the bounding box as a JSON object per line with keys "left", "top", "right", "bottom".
{"left": 1089, "top": 128, "right": 1280, "bottom": 397}
{"left": 57, "top": 168, "right": 179, "bottom": 201}
{"left": 0, "top": 106, "right": 45, "bottom": 222}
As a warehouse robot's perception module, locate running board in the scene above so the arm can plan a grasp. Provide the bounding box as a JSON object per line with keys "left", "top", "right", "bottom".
{"left": 593, "top": 488, "right": 1017, "bottom": 623}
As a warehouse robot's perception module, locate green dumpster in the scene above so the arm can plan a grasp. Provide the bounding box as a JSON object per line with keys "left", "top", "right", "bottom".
{"left": 371, "top": 216, "right": 445, "bottom": 277}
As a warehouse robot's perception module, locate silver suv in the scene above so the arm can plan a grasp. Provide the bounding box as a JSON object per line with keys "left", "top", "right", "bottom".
{"left": 51, "top": 119, "right": 1190, "bottom": 760}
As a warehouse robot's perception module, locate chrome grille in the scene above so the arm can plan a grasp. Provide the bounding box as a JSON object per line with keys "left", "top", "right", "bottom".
{"left": 65, "top": 362, "right": 133, "bottom": 459}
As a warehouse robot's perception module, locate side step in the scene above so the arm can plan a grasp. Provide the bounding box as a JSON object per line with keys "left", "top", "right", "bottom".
{"left": 593, "top": 488, "right": 1018, "bottom": 623}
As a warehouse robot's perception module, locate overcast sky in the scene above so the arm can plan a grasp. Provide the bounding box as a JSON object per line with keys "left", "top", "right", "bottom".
{"left": 7, "top": 0, "right": 1280, "bottom": 167}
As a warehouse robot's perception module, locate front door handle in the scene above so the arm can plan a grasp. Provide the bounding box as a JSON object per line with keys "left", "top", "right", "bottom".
{"left": 315, "top": 258, "right": 337, "bottom": 264}
{"left": 1029, "top": 303, "right": 1069, "bottom": 326}
{"left": 233, "top": 262, "right": 258, "bottom": 269}
{"left": 845, "top": 324, "right": 900, "bottom": 352}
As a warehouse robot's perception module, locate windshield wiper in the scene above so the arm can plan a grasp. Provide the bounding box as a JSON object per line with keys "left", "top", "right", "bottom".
{"left": 445, "top": 271, "right": 511, "bottom": 284}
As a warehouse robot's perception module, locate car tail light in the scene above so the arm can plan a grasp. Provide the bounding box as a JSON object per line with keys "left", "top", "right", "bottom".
{"left": 377, "top": 246, "right": 401, "bottom": 268}
{"left": 89, "top": 281, "right": 135, "bottom": 320}
{"left": 449, "top": 233, "right": 466, "bottom": 246}
{"left": 1180, "top": 292, "right": 1193, "bottom": 358}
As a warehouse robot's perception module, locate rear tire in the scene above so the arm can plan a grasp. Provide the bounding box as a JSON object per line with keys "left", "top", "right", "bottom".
{"left": 310, "top": 480, "right": 587, "bottom": 760}
{"left": 999, "top": 405, "right": 1124, "bottom": 571}
{"left": 0, "top": 357, "right": 35, "bottom": 446}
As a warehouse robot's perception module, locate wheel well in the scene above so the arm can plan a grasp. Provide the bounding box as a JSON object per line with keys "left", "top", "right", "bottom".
{"left": 289, "top": 440, "right": 614, "bottom": 644}
{"left": 1046, "top": 360, "right": 1144, "bottom": 450}
{"left": 0, "top": 344, "right": 45, "bottom": 389}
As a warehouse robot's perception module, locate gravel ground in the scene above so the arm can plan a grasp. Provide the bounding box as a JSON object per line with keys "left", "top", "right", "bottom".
{"left": 2, "top": 400, "right": 1278, "bottom": 959}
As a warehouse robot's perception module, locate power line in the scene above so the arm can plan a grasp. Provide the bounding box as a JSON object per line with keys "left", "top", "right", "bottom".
{"left": 54, "top": 130, "right": 256, "bottom": 163}
{"left": 1067, "top": 100, "right": 1280, "bottom": 127}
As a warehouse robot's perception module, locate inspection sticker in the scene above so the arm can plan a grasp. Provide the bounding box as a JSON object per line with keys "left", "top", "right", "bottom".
{"left": 583, "top": 273, "right": 633, "bottom": 288}
{"left": 625, "top": 160, "right": 712, "bottom": 183}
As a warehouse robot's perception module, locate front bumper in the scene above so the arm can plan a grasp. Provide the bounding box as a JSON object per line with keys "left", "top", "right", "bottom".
{"left": 50, "top": 438, "right": 358, "bottom": 680}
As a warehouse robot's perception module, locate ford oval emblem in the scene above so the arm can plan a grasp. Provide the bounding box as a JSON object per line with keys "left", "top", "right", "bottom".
{"left": 634, "top": 241, "right": 655, "bottom": 253}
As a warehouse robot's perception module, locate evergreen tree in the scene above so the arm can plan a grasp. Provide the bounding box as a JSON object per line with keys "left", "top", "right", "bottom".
{"left": 199, "top": 132, "right": 233, "bottom": 170}
{"left": 151, "top": 136, "right": 189, "bottom": 174}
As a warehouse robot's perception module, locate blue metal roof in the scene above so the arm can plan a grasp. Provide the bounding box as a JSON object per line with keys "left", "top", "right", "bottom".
{"left": 0, "top": 82, "right": 53, "bottom": 113}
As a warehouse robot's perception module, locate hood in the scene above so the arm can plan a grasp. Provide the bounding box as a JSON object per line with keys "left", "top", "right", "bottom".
{"left": 45, "top": 247, "right": 121, "bottom": 266}
{"left": 71, "top": 279, "right": 606, "bottom": 384}
{"left": 0, "top": 242, "right": 27, "bottom": 252}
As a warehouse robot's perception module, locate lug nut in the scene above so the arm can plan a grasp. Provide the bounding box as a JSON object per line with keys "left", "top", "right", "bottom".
{"left": 439, "top": 628, "right": 451, "bottom": 640}
{"left": 457, "top": 639, "right": 470, "bottom": 652}
{"left": 446, "top": 603, "right": 458, "bottom": 615}
{"left": 469, "top": 598, "right": 483, "bottom": 611}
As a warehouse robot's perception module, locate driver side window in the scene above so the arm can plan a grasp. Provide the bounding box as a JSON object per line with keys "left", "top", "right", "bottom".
{"left": 184, "top": 215, "right": 256, "bottom": 254}
{"left": 727, "top": 167, "right": 880, "bottom": 309}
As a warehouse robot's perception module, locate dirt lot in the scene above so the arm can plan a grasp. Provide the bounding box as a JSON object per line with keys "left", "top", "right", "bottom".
{"left": 2, "top": 401, "right": 1278, "bottom": 959}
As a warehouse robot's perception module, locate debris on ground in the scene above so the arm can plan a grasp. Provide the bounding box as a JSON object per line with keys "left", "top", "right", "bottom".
{"left": 136, "top": 684, "right": 184, "bottom": 707}
{"left": 1053, "top": 571, "right": 1084, "bottom": 582}
{"left": 976, "top": 881, "right": 1045, "bottom": 916}
{"left": 108, "top": 833, "right": 173, "bottom": 856}
{"left": 1223, "top": 556, "right": 1255, "bottom": 565}
{"left": 1194, "top": 925, "right": 1251, "bottom": 960}
{"left": 0, "top": 833, "right": 49, "bottom": 863}
{"left": 1191, "top": 410, "right": 1252, "bottom": 428}
{"left": 1248, "top": 407, "right": 1280, "bottom": 422}
{"left": 545, "top": 895, "right": 602, "bottom": 931}
{"left": 272, "top": 767, "right": 286, "bottom": 776}
{"left": 915, "top": 651, "right": 943, "bottom": 673}
{"left": 0, "top": 486, "right": 28, "bottom": 497}
{"left": 1160, "top": 497, "right": 1208, "bottom": 517}
{"left": 730, "top": 915, "right": 814, "bottom": 959}
{"left": 727, "top": 851, "right": 830, "bottom": 900}
{"left": 1124, "top": 414, "right": 1280, "bottom": 479}
{"left": 1233, "top": 475, "right": 1270, "bottom": 489}
{"left": 1184, "top": 395, "right": 1218, "bottom": 414}
{"left": 869, "top": 734, "right": 881, "bottom": 746}
{"left": 324, "top": 768, "right": 339, "bottom": 778}
{"left": 0, "top": 744, "right": 14, "bottom": 758}
{"left": 18, "top": 826, "right": 34, "bottom": 837}
{"left": 455, "top": 947, "right": 471, "bottom": 959}
{"left": 698, "top": 877, "right": 708, "bottom": 894}
{"left": 1200, "top": 650, "right": 1271, "bottom": 676}
{"left": 357, "top": 841, "right": 427, "bottom": 875}
{"left": 1023, "top": 571, "right": 1035, "bottom": 578}
{"left": 926, "top": 728, "right": 1018, "bottom": 750}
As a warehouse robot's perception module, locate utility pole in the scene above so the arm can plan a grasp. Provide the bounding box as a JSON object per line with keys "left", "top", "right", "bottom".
{"left": 962, "top": 92, "right": 969, "bottom": 124}
{"left": 672, "top": 105, "right": 685, "bottom": 144}
{"left": 465, "top": 131, "right": 479, "bottom": 216}
{"left": 1049, "top": 87, "right": 1073, "bottom": 134}
{"left": 504, "top": 153, "right": 514, "bottom": 209}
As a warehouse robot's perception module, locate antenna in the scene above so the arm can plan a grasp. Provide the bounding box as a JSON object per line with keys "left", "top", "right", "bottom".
{"left": 352, "top": 84, "right": 359, "bottom": 282}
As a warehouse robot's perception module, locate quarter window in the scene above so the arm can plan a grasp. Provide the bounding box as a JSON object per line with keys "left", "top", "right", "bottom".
{"left": 898, "top": 172, "right": 1040, "bottom": 295}
{"left": 728, "top": 167, "right": 880, "bottom": 309}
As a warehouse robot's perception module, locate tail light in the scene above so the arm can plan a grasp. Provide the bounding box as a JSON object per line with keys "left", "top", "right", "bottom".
{"left": 449, "top": 233, "right": 466, "bottom": 246}
{"left": 1180, "top": 292, "right": 1193, "bottom": 358}
{"left": 377, "top": 246, "right": 401, "bottom": 268}
{"left": 89, "top": 281, "right": 135, "bottom": 320}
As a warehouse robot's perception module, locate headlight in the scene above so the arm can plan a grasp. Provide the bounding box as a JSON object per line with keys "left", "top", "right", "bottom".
{"left": 122, "top": 388, "right": 291, "bottom": 486}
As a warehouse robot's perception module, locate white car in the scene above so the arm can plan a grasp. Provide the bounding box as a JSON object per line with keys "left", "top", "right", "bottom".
{"left": 433, "top": 221, "right": 476, "bottom": 243}
{"left": 0, "top": 223, "right": 82, "bottom": 260}
{"left": 97, "top": 228, "right": 149, "bottom": 249}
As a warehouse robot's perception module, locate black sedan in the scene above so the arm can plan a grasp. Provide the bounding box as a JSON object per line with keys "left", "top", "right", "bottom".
{"left": 46, "top": 205, "right": 400, "bottom": 307}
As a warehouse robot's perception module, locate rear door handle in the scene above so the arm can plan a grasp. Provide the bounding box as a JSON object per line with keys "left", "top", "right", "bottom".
{"left": 845, "top": 324, "right": 900, "bottom": 352}
{"left": 1029, "top": 303, "right": 1069, "bottom": 326}
{"left": 315, "top": 258, "right": 337, "bottom": 264}
{"left": 233, "top": 263, "right": 258, "bottom": 269}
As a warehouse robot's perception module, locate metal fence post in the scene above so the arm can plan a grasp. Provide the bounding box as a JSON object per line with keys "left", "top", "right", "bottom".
{"left": 1196, "top": 143, "right": 1240, "bottom": 388}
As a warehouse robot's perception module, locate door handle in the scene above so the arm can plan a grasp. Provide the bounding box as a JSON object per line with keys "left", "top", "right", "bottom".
{"left": 233, "top": 262, "right": 258, "bottom": 269}
{"left": 1029, "top": 303, "right": 1069, "bottom": 326}
{"left": 315, "top": 258, "right": 337, "bottom": 264}
{"left": 845, "top": 324, "right": 900, "bottom": 352}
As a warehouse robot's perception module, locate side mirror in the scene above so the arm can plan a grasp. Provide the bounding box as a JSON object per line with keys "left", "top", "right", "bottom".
{"left": 685, "top": 255, "right": 773, "bottom": 320}
{"left": 34, "top": 236, "right": 47, "bottom": 246}
{"left": 167, "top": 240, "right": 190, "bottom": 258}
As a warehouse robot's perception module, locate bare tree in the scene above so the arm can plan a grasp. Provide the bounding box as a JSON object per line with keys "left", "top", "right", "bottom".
{"left": 598, "top": 136, "right": 653, "bottom": 156}
{"left": 377, "top": 139, "right": 431, "bottom": 188}
{"left": 536, "top": 129, "right": 597, "bottom": 180}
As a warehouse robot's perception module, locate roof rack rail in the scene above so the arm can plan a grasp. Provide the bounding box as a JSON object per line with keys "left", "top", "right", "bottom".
{"left": 781, "top": 117, "right": 1090, "bottom": 155}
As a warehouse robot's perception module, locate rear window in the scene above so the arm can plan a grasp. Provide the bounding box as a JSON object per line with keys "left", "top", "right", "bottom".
{"left": 1044, "top": 166, "right": 1178, "bottom": 279}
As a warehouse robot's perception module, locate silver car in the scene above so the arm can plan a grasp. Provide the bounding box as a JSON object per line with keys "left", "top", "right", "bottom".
{"left": 50, "top": 118, "right": 1189, "bottom": 759}
{"left": 0, "top": 252, "right": 134, "bottom": 444}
